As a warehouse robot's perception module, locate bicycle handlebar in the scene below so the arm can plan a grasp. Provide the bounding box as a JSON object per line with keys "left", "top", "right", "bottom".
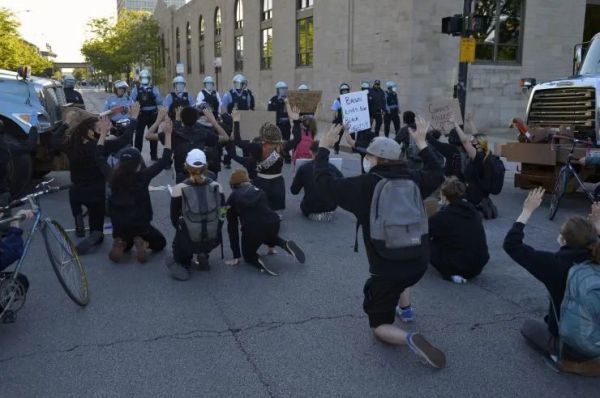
{"left": 0, "top": 184, "right": 71, "bottom": 212}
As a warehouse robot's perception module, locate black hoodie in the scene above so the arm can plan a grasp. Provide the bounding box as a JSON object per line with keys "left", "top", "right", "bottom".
{"left": 428, "top": 200, "right": 489, "bottom": 278}
{"left": 314, "top": 146, "right": 443, "bottom": 279}
{"left": 226, "top": 183, "right": 280, "bottom": 258}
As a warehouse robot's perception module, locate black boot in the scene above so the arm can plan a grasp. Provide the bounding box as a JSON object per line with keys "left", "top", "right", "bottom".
{"left": 76, "top": 231, "right": 104, "bottom": 255}
{"left": 74, "top": 214, "right": 85, "bottom": 238}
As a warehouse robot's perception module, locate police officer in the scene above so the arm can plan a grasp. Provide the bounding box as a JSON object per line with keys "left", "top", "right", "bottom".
{"left": 369, "top": 79, "right": 386, "bottom": 136}
{"left": 268, "top": 81, "right": 291, "bottom": 140}
{"left": 130, "top": 69, "right": 162, "bottom": 160}
{"left": 383, "top": 81, "right": 400, "bottom": 138}
{"left": 196, "top": 76, "right": 222, "bottom": 119}
{"left": 331, "top": 83, "right": 351, "bottom": 154}
{"left": 63, "top": 74, "right": 85, "bottom": 108}
{"left": 221, "top": 74, "right": 255, "bottom": 114}
{"left": 104, "top": 80, "right": 133, "bottom": 124}
{"left": 164, "top": 76, "right": 195, "bottom": 120}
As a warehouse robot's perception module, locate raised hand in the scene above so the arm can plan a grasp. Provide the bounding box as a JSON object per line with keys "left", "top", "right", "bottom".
{"left": 409, "top": 115, "right": 430, "bottom": 149}
{"left": 319, "top": 124, "right": 344, "bottom": 149}
{"left": 156, "top": 106, "right": 168, "bottom": 122}
{"left": 288, "top": 105, "right": 301, "bottom": 121}
{"left": 523, "top": 187, "right": 545, "bottom": 214}
{"left": 129, "top": 102, "right": 141, "bottom": 120}
{"left": 163, "top": 118, "right": 173, "bottom": 136}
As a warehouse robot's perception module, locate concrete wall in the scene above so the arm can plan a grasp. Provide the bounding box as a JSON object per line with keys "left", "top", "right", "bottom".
{"left": 154, "top": 0, "right": 587, "bottom": 129}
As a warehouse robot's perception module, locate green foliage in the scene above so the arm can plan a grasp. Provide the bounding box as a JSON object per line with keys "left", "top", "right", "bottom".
{"left": 81, "top": 10, "right": 161, "bottom": 82}
{"left": 0, "top": 8, "right": 53, "bottom": 74}
{"left": 72, "top": 67, "right": 89, "bottom": 81}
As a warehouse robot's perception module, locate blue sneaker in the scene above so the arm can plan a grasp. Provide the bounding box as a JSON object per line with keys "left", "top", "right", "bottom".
{"left": 406, "top": 332, "right": 446, "bottom": 369}
{"left": 396, "top": 305, "right": 415, "bottom": 323}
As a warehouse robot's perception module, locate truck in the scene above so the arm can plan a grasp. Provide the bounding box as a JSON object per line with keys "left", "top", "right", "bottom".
{"left": 0, "top": 67, "right": 68, "bottom": 195}
{"left": 502, "top": 32, "right": 600, "bottom": 191}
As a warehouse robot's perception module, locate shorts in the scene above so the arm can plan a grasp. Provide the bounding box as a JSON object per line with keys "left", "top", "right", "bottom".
{"left": 363, "top": 275, "right": 412, "bottom": 328}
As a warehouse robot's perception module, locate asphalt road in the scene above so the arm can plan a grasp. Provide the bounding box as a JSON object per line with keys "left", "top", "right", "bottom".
{"left": 1, "top": 88, "right": 599, "bottom": 397}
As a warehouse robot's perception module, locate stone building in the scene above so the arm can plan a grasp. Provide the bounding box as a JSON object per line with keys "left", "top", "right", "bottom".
{"left": 153, "top": 0, "right": 599, "bottom": 129}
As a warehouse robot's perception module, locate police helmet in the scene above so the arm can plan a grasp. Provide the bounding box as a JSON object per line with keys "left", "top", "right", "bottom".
{"left": 360, "top": 81, "right": 370, "bottom": 90}
{"left": 298, "top": 84, "right": 310, "bottom": 91}
{"left": 275, "top": 81, "right": 288, "bottom": 89}
{"left": 172, "top": 76, "right": 186, "bottom": 85}
{"left": 140, "top": 69, "right": 151, "bottom": 85}
{"left": 203, "top": 76, "right": 215, "bottom": 84}
{"left": 386, "top": 80, "right": 396, "bottom": 89}
{"left": 232, "top": 74, "right": 248, "bottom": 90}
{"left": 339, "top": 83, "right": 350, "bottom": 94}
{"left": 63, "top": 74, "right": 76, "bottom": 89}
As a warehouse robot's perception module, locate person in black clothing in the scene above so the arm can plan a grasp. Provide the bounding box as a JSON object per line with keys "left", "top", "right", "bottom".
{"left": 225, "top": 169, "right": 305, "bottom": 272}
{"left": 63, "top": 75, "right": 85, "bottom": 108}
{"left": 331, "top": 83, "right": 351, "bottom": 154}
{"left": 131, "top": 70, "right": 162, "bottom": 161}
{"left": 290, "top": 141, "right": 342, "bottom": 220}
{"left": 368, "top": 80, "right": 386, "bottom": 136}
{"left": 503, "top": 188, "right": 600, "bottom": 359}
{"left": 314, "top": 119, "right": 446, "bottom": 369}
{"left": 383, "top": 81, "right": 400, "bottom": 138}
{"left": 345, "top": 128, "right": 376, "bottom": 174}
{"left": 51, "top": 104, "right": 138, "bottom": 254}
{"left": 429, "top": 177, "right": 489, "bottom": 283}
{"left": 268, "top": 82, "right": 292, "bottom": 163}
{"left": 97, "top": 118, "right": 173, "bottom": 264}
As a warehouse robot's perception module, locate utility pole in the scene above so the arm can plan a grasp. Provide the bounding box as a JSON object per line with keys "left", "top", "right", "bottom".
{"left": 457, "top": 0, "right": 473, "bottom": 121}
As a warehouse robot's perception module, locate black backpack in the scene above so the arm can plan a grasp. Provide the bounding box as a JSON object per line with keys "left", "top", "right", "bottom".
{"left": 484, "top": 154, "right": 505, "bottom": 195}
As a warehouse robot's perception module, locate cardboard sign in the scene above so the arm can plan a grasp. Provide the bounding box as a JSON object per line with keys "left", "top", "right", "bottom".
{"left": 340, "top": 91, "right": 371, "bottom": 133}
{"left": 238, "top": 110, "right": 277, "bottom": 140}
{"left": 287, "top": 90, "right": 322, "bottom": 114}
{"left": 427, "top": 99, "right": 463, "bottom": 133}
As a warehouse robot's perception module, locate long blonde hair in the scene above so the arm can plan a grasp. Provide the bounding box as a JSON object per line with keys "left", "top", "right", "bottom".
{"left": 184, "top": 164, "right": 207, "bottom": 185}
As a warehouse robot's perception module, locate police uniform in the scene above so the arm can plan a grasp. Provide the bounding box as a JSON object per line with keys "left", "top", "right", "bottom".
{"left": 369, "top": 87, "right": 386, "bottom": 135}
{"left": 331, "top": 98, "right": 345, "bottom": 154}
{"left": 197, "top": 89, "right": 222, "bottom": 119}
{"left": 268, "top": 95, "right": 291, "bottom": 141}
{"left": 384, "top": 90, "right": 400, "bottom": 138}
{"left": 104, "top": 94, "right": 133, "bottom": 123}
{"left": 64, "top": 88, "right": 85, "bottom": 107}
{"left": 131, "top": 84, "right": 162, "bottom": 159}
{"left": 163, "top": 92, "right": 195, "bottom": 120}
{"left": 222, "top": 89, "right": 255, "bottom": 114}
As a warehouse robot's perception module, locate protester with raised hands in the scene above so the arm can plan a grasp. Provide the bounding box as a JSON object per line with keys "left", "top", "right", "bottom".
{"left": 285, "top": 104, "right": 317, "bottom": 166}
{"left": 96, "top": 115, "right": 173, "bottom": 264}
{"left": 503, "top": 188, "right": 600, "bottom": 362}
{"left": 313, "top": 117, "right": 446, "bottom": 369}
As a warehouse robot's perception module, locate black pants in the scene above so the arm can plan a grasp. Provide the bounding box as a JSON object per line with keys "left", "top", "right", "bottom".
{"left": 135, "top": 110, "right": 158, "bottom": 158}
{"left": 333, "top": 127, "right": 345, "bottom": 154}
{"left": 242, "top": 223, "right": 286, "bottom": 264}
{"left": 430, "top": 245, "right": 486, "bottom": 280}
{"left": 384, "top": 110, "right": 400, "bottom": 137}
{"left": 69, "top": 185, "right": 105, "bottom": 233}
{"left": 172, "top": 226, "right": 208, "bottom": 266}
{"left": 113, "top": 224, "right": 166, "bottom": 252}
{"left": 278, "top": 121, "right": 291, "bottom": 141}
{"left": 371, "top": 111, "right": 383, "bottom": 135}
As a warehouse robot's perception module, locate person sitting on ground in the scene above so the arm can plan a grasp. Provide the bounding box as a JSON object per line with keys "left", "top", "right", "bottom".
{"left": 503, "top": 188, "right": 600, "bottom": 362}
{"left": 313, "top": 119, "right": 446, "bottom": 369}
{"left": 290, "top": 141, "right": 342, "bottom": 221}
{"left": 225, "top": 169, "right": 305, "bottom": 274}
{"left": 167, "top": 149, "right": 226, "bottom": 281}
{"left": 429, "top": 177, "right": 489, "bottom": 283}
{"left": 96, "top": 117, "right": 173, "bottom": 264}
{"left": 286, "top": 105, "right": 317, "bottom": 166}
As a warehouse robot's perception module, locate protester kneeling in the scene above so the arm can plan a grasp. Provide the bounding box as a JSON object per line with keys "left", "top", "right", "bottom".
{"left": 166, "top": 149, "right": 226, "bottom": 281}
{"left": 504, "top": 188, "right": 600, "bottom": 375}
{"left": 290, "top": 141, "right": 342, "bottom": 221}
{"left": 225, "top": 169, "right": 305, "bottom": 276}
{"left": 429, "top": 177, "right": 489, "bottom": 283}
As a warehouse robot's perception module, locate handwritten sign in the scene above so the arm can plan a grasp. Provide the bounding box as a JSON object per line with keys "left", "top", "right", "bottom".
{"left": 238, "top": 110, "right": 276, "bottom": 140}
{"left": 427, "top": 99, "right": 463, "bottom": 133}
{"left": 287, "top": 90, "right": 322, "bottom": 114}
{"left": 340, "top": 91, "right": 371, "bottom": 133}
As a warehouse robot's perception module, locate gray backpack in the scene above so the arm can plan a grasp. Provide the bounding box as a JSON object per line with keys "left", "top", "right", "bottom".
{"left": 368, "top": 175, "right": 428, "bottom": 260}
{"left": 181, "top": 179, "right": 223, "bottom": 253}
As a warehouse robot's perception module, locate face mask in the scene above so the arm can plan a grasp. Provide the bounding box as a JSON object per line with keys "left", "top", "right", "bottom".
{"left": 362, "top": 158, "right": 373, "bottom": 173}
{"left": 175, "top": 83, "right": 186, "bottom": 93}
{"left": 205, "top": 83, "right": 214, "bottom": 91}
{"left": 141, "top": 78, "right": 149, "bottom": 85}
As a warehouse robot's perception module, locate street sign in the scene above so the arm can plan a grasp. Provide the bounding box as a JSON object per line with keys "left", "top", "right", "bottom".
{"left": 459, "top": 37, "right": 476, "bottom": 63}
{"left": 176, "top": 63, "right": 185, "bottom": 74}
{"left": 213, "top": 57, "right": 222, "bottom": 68}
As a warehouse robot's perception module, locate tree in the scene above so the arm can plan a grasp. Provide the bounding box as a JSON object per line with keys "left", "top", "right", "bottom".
{"left": 72, "top": 68, "right": 89, "bottom": 81}
{"left": 81, "top": 10, "right": 162, "bottom": 83}
{"left": 0, "top": 8, "right": 52, "bottom": 74}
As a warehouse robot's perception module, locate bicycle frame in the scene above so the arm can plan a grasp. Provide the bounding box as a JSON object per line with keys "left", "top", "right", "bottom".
{"left": 562, "top": 161, "right": 596, "bottom": 202}
{"left": 6, "top": 197, "right": 43, "bottom": 281}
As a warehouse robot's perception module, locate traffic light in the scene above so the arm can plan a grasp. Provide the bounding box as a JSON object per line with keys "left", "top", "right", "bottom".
{"left": 471, "top": 15, "right": 491, "bottom": 35}
{"left": 442, "top": 15, "right": 463, "bottom": 36}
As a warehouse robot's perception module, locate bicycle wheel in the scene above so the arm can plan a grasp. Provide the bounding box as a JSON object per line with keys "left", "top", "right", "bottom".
{"left": 42, "top": 219, "right": 89, "bottom": 306}
{"left": 549, "top": 167, "right": 569, "bottom": 221}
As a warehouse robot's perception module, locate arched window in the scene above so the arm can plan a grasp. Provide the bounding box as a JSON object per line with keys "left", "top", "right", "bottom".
{"left": 214, "top": 7, "right": 222, "bottom": 58}
{"left": 185, "top": 22, "right": 192, "bottom": 74}
{"left": 198, "top": 16, "right": 205, "bottom": 74}
{"left": 175, "top": 27, "right": 181, "bottom": 63}
{"left": 234, "top": 0, "right": 244, "bottom": 71}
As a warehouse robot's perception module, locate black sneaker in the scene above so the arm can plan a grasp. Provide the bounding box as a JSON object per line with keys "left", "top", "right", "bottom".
{"left": 76, "top": 231, "right": 104, "bottom": 255}
{"left": 285, "top": 240, "right": 306, "bottom": 264}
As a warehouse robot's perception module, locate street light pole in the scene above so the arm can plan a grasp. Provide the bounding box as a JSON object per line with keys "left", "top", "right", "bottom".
{"left": 457, "top": 0, "right": 473, "bottom": 121}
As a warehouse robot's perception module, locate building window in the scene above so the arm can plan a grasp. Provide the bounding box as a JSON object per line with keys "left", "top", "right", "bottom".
{"left": 198, "top": 16, "right": 205, "bottom": 74}
{"left": 297, "top": 0, "right": 314, "bottom": 10}
{"left": 262, "top": 0, "right": 272, "bottom": 21}
{"left": 235, "top": 0, "right": 244, "bottom": 30}
{"left": 296, "top": 17, "right": 313, "bottom": 67}
{"left": 261, "top": 28, "right": 272, "bottom": 70}
{"left": 185, "top": 22, "right": 192, "bottom": 74}
{"left": 474, "top": 0, "right": 524, "bottom": 63}
{"left": 235, "top": 36, "right": 244, "bottom": 71}
{"left": 175, "top": 27, "right": 181, "bottom": 63}
{"left": 214, "top": 7, "right": 222, "bottom": 58}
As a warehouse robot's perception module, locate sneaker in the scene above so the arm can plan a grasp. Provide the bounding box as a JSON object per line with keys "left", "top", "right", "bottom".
{"left": 133, "top": 236, "right": 149, "bottom": 263}
{"left": 166, "top": 257, "right": 191, "bottom": 281}
{"left": 450, "top": 275, "right": 468, "bottom": 284}
{"left": 396, "top": 305, "right": 415, "bottom": 323}
{"left": 406, "top": 333, "right": 446, "bottom": 369}
{"left": 285, "top": 240, "right": 306, "bottom": 264}
{"left": 74, "top": 214, "right": 85, "bottom": 238}
{"left": 109, "top": 238, "right": 127, "bottom": 263}
{"left": 76, "top": 231, "right": 104, "bottom": 255}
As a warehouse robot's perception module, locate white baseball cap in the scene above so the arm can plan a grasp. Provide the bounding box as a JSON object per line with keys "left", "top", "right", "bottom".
{"left": 186, "top": 149, "right": 207, "bottom": 167}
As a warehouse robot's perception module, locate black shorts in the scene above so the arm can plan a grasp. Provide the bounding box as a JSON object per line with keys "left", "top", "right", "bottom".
{"left": 363, "top": 276, "right": 412, "bottom": 328}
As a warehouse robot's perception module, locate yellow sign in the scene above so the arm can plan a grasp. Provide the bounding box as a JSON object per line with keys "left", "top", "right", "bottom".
{"left": 459, "top": 37, "right": 476, "bottom": 63}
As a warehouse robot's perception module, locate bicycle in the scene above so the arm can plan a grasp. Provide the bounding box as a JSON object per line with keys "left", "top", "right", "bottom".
{"left": 0, "top": 180, "right": 89, "bottom": 323}
{"left": 548, "top": 135, "right": 596, "bottom": 220}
